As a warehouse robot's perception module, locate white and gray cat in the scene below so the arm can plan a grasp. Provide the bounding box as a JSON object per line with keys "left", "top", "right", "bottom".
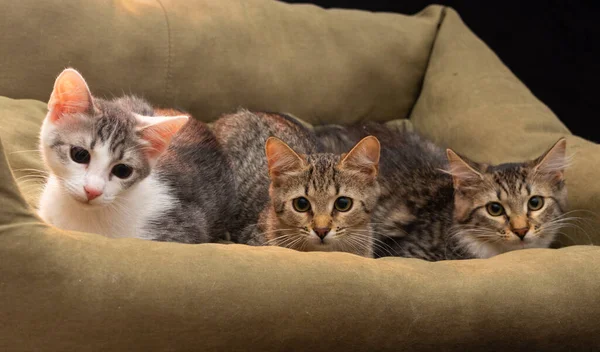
{"left": 38, "top": 68, "right": 238, "bottom": 242}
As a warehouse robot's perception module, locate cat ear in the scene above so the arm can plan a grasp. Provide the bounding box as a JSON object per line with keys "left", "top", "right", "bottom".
{"left": 135, "top": 114, "right": 189, "bottom": 160}
{"left": 265, "top": 137, "right": 307, "bottom": 178}
{"left": 339, "top": 136, "right": 380, "bottom": 178}
{"left": 47, "top": 68, "right": 94, "bottom": 123}
{"left": 533, "top": 138, "right": 567, "bottom": 180}
{"left": 446, "top": 149, "right": 483, "bottom": 188}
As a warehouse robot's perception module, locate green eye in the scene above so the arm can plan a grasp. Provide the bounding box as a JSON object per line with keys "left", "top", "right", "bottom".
{"left": 292, "top": 197, "right": 311, "bottom": 212}
{"left": 528, "top": 196, "right": 544, "bottom": 211}
{"left": 486, "top": 202, "right": 505, "bottom": 216}
{"left": 334, "top": 197, "right": 353, "bottom": 212}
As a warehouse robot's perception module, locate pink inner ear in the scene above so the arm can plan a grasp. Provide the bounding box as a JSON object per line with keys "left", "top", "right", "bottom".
{"left": 340, "top": 136, "right": 380, "bottom": 177}
{"left": 265, "top": 137, "right": 306, "bottom": 177}
{"left": 140, "top": 116, "right": 188, "bottom": 159}
{"left": 535, "top": 139, "right": 567, "bottom": 181}
{"left": 446, "top": 149, "right": 482, "bottom": 188}
{"left": 48, "top": 69, "right": 92, "bottom": 122}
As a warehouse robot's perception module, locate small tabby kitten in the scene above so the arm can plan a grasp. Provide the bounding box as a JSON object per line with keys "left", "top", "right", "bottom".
{"left": 214, "top": 112, "right": 381, "bottom": 257}
{"left": 38, "top": 68, "right": 237, "bottom": 242}
{"left": 316, "top": 123, "right": 568, "bottom": 260}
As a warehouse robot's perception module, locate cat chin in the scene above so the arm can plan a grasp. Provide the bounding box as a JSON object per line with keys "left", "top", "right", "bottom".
{"left": 304, "top": 237, "right": 337, "bottom": 252}
{"left": 465, "top": 237, "right": 552, "bottom": 259}
{"left": 69, "top": 195, "right": 111, "bottom": 209}
{"left": 79, "top": 202, "right": 109, "bottom": 210}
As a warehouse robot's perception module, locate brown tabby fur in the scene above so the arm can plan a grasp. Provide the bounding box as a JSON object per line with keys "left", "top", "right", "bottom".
{"left": 214, "top": 110, "right": 380, "bottom": 257}
{"left": 315, "top": 123, "right": 568, "bottom": 260}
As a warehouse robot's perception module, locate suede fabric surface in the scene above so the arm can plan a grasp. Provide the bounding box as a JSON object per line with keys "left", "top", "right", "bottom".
{"left": 410, "top": 8, "right": 600, "bottom": 246}
{"left": 1, "top": 1, "right": 599, "bottom": 351}
{"left": 1, "top": 138, "right": 600, "bottom": 351}
{"left": 0, "top": 0, "right": 442, "bottom": 124}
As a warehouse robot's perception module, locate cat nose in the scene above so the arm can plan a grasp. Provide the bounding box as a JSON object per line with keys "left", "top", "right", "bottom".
{"left": 512, "top": 227, "right": 529, "bottom": 240}
{"left": 84, "top": 186, "right": 103, "bottom": 201}
{"left": 314, "top": 227, "right": 331, "bottom": 239}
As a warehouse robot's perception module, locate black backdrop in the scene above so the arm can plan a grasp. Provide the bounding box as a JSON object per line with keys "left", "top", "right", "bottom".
{"left": 282, "top": 0, "right": 599, "bottom": 143}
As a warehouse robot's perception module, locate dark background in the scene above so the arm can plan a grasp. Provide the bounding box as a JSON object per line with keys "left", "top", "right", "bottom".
{"left": 282, "top": 0, "right": 599, "bottom": 143}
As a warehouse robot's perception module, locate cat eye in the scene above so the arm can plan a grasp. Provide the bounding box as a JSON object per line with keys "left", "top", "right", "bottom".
{"left": 528, "top": 196, "right": 544, "bottom": 211}
{"left": 70, "top": 146, "right": 90, "bottom": 164}
{"left": 334, "top": 197, "right": 353, "bottom": 212}
{"left": 486, "top": 202, "right": 505, "bottom": 216}
{"left": 292, "top": 197, "right": 311, "bottom": 212}
{"left": 112, "top": 164, "right": 133, "bottom": 179}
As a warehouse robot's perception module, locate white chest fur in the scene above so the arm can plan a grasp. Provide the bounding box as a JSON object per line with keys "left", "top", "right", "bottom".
{"left": 38, "top": 173, "right": 176, "bottom": 239}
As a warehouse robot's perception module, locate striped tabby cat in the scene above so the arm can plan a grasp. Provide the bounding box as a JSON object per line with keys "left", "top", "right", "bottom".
{"left": 316, "top": 123, "right": 568, "bottom": 260}
{"left": 214, "top": 111, "right": 380, "bottom": 257}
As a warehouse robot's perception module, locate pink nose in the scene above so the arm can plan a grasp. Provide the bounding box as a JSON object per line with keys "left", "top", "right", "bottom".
{"left": 84, "top": 186, "right": 103, "bottom": 201}
{"left": 314, "top": 228, "right": 331, "bottom": 239}
{"left": 512, "top": 227, "right": 529, "bottom": 240}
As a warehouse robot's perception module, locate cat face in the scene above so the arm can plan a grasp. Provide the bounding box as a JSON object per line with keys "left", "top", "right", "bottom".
{"left": 448, "top": 139, "right": 568, "bottom": 258}
{"left": 264, "top": 136, "right": 381, "bottom": 257}
{"left": 40, "top": 68, "right": 188, "bottom": 207}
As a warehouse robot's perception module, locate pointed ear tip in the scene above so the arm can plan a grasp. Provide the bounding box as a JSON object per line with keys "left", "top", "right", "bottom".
{"left": 360, "top": 136, "right": 381, "bottom": 153}
{"left": 174, "top": 116, "right": 189, "bottom": 127}
{"left": 446, "top": 149, "right": 458, "bottom": 159}
{"left": 265, "top": 136, "right": 280, "bottom": 147}
{"left": 57, "top": 68, "right": 84, "bottom": 79}
{"left": 363, "top": 135, "right": 379, "bottom": 144}
{"left": 265, "top": 137, "right": 288, "bottom": 154}
{"left": 543, "top": 138, "right": 567, "bottom": 157}
{"left": 54, "top": 69, "right": 88, "bottom": 93}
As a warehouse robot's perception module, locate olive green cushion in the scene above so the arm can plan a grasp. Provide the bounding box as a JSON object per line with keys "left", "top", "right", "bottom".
{"left": 410, "top": 8, "right": 599, "bottom": 247}
{"left": 1, "top": 1, "right": 600, "bottom": 351}
{"left": 2, "top": 140, "right": 600, "bottom": 351}
{"left": 0, "top": 0, "right": 441, "bottom": 125}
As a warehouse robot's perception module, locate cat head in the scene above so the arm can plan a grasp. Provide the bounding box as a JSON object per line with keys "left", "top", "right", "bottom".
{"left": 447, "top": 138, "right": 568, "bottom": 258}
{"left": 264, "top": 136, "right": 381, "bottom": 257}
{"left": 40, "top": 68, "right": 188, "bottom": 207}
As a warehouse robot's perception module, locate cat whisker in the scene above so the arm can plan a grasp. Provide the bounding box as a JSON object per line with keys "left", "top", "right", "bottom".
{"left": 264, "top": 234, "right": 293, "bottom": 246}
{"left": 541, "top": 223, "right": 594, "bottom": 245}
{"left": 263, "top": 233, "right": 295, "bottom": 245}
{"left": 13, "top": 169, "right": 49, "bottom": 177}
{"left": 341, "top": 235, "right": 367, "bottom": 256}
{"left": 555, "top": 209, "right": 599, "bottom": 219}
{"left": 261, "top": 228, "right": 300, "bottom": 236}
{"left": 358, "top": 239, "right": 393, "bottom": 257}
{"left": 9, "top": 149, "right": 42, "bottom": 155}
{"left": 340, "top": 231, "right": 385, "bottom": 257}
{"left": 278, "top": 235, "right": 306, "bottom": 250}
{"left": 342, "top": 229, "right": 392, "bottom": 249}
{"left": 542, "top": 218, "right": 592, "bottom": 236}
{"left": 16, "top": 179, "right": 47, "bottom": 186}
{"left": 553, "top": 231, "right": 595, "bottom": 247}
{"left": 15, "top": 175, "right": 47, "bottom": 182}
{"left": 298, "top": 238, "right": 310, "bottom": 252}
{"left": 263, "top": 231, "right": 304, "bottom": 247}
{"left": 346, "top": 239, "right": 365, "bottom": 256}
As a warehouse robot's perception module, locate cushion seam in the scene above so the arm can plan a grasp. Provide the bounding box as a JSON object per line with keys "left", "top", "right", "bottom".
{"left": 406, "top": 6, "right": 448, "bottom": 120}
